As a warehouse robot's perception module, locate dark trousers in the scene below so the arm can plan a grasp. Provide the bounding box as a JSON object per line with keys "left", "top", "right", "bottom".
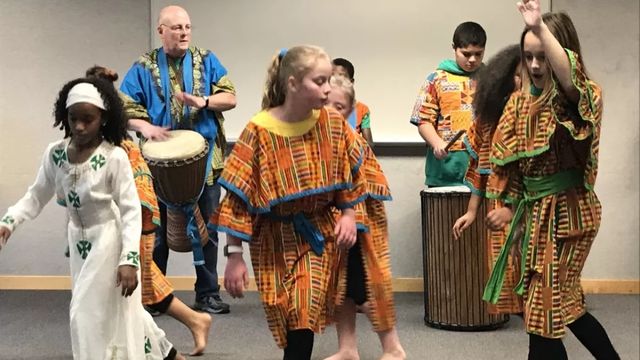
{"left": 154, "top": 183, "right": 221, "bottom": 299}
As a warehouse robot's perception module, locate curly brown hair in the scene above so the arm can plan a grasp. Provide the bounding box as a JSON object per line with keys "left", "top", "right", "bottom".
{"left": 472, "top": 44, "right": 521, "bottom": 126}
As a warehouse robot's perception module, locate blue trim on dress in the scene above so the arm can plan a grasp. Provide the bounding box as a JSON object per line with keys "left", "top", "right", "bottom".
{"left": 463, "top": 135, "right": 479, "bottom": 160}
{"left": 219, "top": 178, "right": 355, "bottom": 214}
{"left": 356, "top": 223, "right": 370, "bottom": 233}
{"left": 215, "top": 225, "right": 252, "bottom": 242}
{"left": 351, "top": 147, "right": 365, "bottom": 175}
{"left": 463, "top": 178, "right": 486, "bottom": 197}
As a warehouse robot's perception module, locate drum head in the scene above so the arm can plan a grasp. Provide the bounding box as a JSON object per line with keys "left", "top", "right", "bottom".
{"left": 142, "top": 130, "right": 206, "bottom": 162}
{"left": 424, "top": 185, "right": 470, "bottom": 193}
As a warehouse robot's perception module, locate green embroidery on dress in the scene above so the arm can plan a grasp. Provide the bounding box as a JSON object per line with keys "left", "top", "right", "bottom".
{"left": 76, "top": 240, "right": 92, "bottom": 260}
{"left": 67, "top": 191, "right": 81, "bottom": 208}
{"left": 144, "top": 336, "right": 152, "bottom": 354}
{"left": 127, "top": 251, "right": 140, "bottom": 266}
{"left": 1, "top": 215, "right": 14, "bottom": 225}
{"left": 52, "top": 149, "right": 67, "bottom": 167}
{"left": 90, "top": 154, "right": 106, "bottom": 171}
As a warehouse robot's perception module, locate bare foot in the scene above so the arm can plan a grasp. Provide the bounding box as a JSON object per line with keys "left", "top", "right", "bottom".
{"left": 189, "top": 312, "right": 212, "bottom": 356}
{"left": 379, "top": 349, "right": 406, "bottom": 360}
{"left": 175, "top": 352, "right": 186, "bottom": 360}
{"left": 323, "top": 350, "right": 360, "bottom": 360}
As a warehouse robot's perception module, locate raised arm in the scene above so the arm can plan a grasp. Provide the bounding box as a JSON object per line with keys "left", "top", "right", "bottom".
{"left": 518, "top": 0, "right": 579, "bottom": 102}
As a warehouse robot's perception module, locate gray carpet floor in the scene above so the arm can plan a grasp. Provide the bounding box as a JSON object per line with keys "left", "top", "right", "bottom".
{"left": 0, "top": 291, "right": 637, "bottom": 359}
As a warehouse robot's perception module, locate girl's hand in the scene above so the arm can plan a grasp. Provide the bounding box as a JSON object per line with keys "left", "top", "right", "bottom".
{"left": 453, "top": 211, "right": 476, "bottom": 239}
{"left": 334, "top": 210, "right": 357, "bottom": 249}
{"left": 485, "top": 207, "right": 514, "bottom": 231}
{"left": 116, "top": 265, "right": 138, "bottom": 297}
{"left": 224, "top": 254, "right": 249, "bottom": 299}
{"left": 517, "top": 0, "right": 543, "bottom": 29}
{"left": 0, "top": 227, "right": 11, "bottom": 251}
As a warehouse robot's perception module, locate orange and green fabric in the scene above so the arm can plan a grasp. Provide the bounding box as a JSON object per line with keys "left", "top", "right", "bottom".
{"left": 483, "top": 49, "right": 603, "bottom": 339}
{"left": 213, "top": 107, "right": 385, "bottom": 348}
{"left": 346, "top": 101, "right": 371, "bottom": 135}
{"left": 334, "top": 140, "right": 397, "bottom": 332}
{"left": 462, "top": 121, "right": 524, "bottom": 315}
{"left": 410, "top": 59, "right": 477, "bottom": 186}
{"left": 120, "top": 140, "right": 174, "bottom": 306}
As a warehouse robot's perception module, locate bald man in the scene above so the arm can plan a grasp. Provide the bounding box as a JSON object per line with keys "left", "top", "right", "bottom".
{"left": 121, "top": 5, "right": 235, "bottom": 315}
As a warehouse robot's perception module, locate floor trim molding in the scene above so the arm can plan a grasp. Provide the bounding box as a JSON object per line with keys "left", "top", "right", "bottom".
{"left": 1, "top": 276, "right": 638, "bottom": 294}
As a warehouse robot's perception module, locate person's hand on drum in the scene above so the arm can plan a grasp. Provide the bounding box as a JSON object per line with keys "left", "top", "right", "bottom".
{"left": 432, "top": 138, "right": 449, "bottom": 160}
{"left": 485, "top": 207, "right": 514, "bottom": 231}
{"left": 139, "top": 122, "right": 171, "bottom": 141}
{"left": 453, "top": 211, "right": 476, "bottom": 239}
{"left": 175, "top": 91, "right": 207, "bottom": 109}
{"left": 0, "top": 227, "right": 11, "bottom": 252}
{"left": 335, "top": 208, "right": 357, "bottom": 249}
{"left": 224, "top": 245, "right": 249, "bottom": 298}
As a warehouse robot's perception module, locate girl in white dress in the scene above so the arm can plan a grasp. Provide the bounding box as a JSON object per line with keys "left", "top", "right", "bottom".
{"left": 0, "top": 78, "right": 184, "bottom": 360}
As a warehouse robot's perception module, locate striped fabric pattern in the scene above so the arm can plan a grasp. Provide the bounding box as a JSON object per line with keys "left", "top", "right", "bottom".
{"left": 462, "top": 122, "right": 524, "bottom": 315}
{"left": 214, "top": 108, "right": 371, "bottom": 348}
{"left": 120, "top": 140, "right": 174, "bottom": 305}
{"left": 485, "top": 50, "right": 603, "bottom": 338}
{"left": 409, "top": 70, "right": 476, "bottom": 151}
{"left": 334, "top": 141, "right": 397, "bottom": 331}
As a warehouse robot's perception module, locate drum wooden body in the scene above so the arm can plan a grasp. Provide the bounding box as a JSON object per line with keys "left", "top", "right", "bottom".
{"left": 421, "top": 187, "right": 508, "bottom": 330}
{"left": 142, "top": 130, "right": 210, "bottom": 252}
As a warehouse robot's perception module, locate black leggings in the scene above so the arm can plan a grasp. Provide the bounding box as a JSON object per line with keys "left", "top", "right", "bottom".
{"left": 147, "top": 293, "right": 174, "bottom": 314}
{"left": 283, "top": 329, "right": 314, "bottom": 360}
{"left": 346, "top": 240, "right": 367, "bottom": 305}
{"left": 164, "top": 347, "right": 178, "bottom": 360}
{"left": 528, "top": 312, "right": 619, "bottom": 360}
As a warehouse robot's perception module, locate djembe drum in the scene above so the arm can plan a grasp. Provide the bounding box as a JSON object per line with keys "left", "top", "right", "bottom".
{"left": 421, "top": 186, "right": 508, "bottom": 330}
{"left": 142, "top": 130, "right": 209, "bottom": 253}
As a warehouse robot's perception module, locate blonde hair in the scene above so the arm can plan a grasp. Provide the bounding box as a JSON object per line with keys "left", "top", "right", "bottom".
{"left": 329, "top": 74, "right": 356, "bottom": 107}
{"left": 261, "top": 45, "right": 330, "bottom": 110}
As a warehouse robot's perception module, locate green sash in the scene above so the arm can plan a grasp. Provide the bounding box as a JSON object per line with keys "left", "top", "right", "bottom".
{"left": 482, "top": 170, "right": 583, "bottom": 303}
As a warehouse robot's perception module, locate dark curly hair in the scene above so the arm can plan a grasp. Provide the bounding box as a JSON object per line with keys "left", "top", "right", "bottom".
{"left": 85, "top": 65, "right": 119, "bottom": 83}
{"left": 472, "top": 44, "right": 521, "bottom": 126}
{"left": 53, "top": 77, "right": 126, "bottom": 146}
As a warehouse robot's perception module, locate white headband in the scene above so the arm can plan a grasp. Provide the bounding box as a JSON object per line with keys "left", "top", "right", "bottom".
{"left": 66, "top": 82, "right": 106, "bottom": 110}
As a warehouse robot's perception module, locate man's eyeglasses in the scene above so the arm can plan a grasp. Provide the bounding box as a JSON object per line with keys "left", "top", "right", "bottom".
{"left": 160, "top": 24, "right": 192, "bottom": 33}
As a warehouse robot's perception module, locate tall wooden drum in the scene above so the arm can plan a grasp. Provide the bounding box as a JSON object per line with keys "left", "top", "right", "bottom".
{"left": 421, "top": 186, "right": 508, "bottom": 330}
{"left": 141, "top": 130, "right": 209, "bottom": 252}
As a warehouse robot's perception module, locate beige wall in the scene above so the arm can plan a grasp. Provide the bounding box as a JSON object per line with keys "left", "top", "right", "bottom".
{"left": 0, "top": 0, "right": 637, "bottom": 284}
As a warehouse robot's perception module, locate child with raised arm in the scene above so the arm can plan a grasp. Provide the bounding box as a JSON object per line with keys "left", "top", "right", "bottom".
{"left": 481, "top": 1, "right": 619, "bottom": 358}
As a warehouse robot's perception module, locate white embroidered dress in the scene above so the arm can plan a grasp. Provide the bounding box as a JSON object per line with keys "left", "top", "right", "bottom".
{"left": 0, "top": 139, "right": 173, "bottom": 359}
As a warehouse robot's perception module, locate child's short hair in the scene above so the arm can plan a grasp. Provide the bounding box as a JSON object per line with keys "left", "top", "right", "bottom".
{"left": 332, "top": 58, "right": 355, "bottom": 81}
{"left": 53, "top": 77, "right": 126, "bottom": 146}
{"left": 329, "top": 74, "right": 356, "bottom": 106}
{"left": 452, "top": 21, "right": 487, "bottom": 48}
